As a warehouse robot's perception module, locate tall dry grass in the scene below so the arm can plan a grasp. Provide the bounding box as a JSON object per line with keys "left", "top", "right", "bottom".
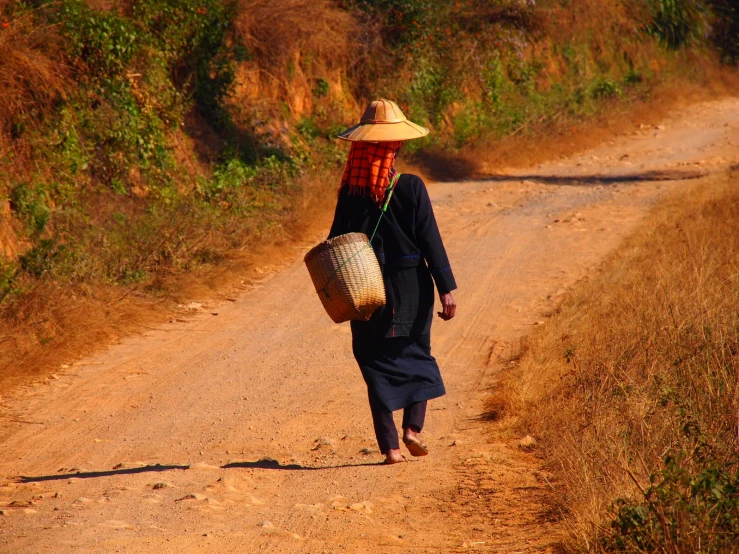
{"left": 234, "top": 0, "right": 357, "bottom": 67}
{"left": 494, "top": 172, "right": 739, "bottom": 551}
{"left": 228, "top": 0, "right": 367, "bottom": 144}
{"left": 0, "top": 7, "right": 67, "bottom": 143}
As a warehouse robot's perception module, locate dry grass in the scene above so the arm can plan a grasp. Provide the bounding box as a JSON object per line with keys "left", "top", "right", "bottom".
{"left": 234, "top": 0, "right": 357, "bottom": 67}
{"left": 0, "top": 7, "right": 68, "bottom": 144}
{"left": 227, "top": 0, "right": 367, "bottom": 139}
{"left": 491, "top": 171, "right": 739, "bottom": 551}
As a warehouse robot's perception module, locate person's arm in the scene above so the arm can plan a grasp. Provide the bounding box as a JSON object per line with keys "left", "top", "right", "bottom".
{"left": 415, "top": 179, "right": 457, "bottom": 319}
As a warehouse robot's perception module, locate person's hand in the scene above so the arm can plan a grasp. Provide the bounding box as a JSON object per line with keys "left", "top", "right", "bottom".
{"left": 437, "top": 291, "right": 456, "bottom": 321}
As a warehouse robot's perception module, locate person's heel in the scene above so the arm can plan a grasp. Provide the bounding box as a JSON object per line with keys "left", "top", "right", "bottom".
{"left": 402, "top": 437, "right": 429, "bottom": 457}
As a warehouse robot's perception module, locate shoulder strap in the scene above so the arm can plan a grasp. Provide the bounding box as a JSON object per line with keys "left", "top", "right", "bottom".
{"left": 369, "top": 173, "right": 401, "bottom": 244}
{"left": 315, "top": 173, "right": 401, "bottom": 298}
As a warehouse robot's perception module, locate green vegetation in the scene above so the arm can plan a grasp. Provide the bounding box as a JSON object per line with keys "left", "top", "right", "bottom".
{"left": 352, "top": 0, "right": 736, "bottom": 151}
{"left": 646, "top": 0, "right": 710, "bottom": 50}
{"left": 0, "top": 0, "right": 736, "bottom": 364}
{"left": 607, "top": 455, "right": 739, "bottom": 552}
{"left": 1, "top": 0, "right": 305, "bottom": 299}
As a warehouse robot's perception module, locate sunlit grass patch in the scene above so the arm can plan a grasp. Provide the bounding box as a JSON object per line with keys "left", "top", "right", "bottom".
{"left": 492, "top": 173, "right": 739, "bottom": 551}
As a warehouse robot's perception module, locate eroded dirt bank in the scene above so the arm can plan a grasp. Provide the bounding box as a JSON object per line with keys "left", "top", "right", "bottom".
{"left": 0, "top": 98, "right": 737, "bottom": 553}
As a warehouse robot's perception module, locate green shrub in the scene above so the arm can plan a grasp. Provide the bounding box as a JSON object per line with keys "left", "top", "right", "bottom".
{"left": 349, "top": 0, "right": 433, "bottom": 45}
{"left": 198, "top": 157, "right": 259, "bottom": 204}
{"left": 60, "top": 0, "right": 140, "bottom": 83}
{"left": 0, "top": 259, "right": 19, "bottom": 302}
{"left": 312, "top": 78, "right": 330, "bottom": 98}
{"left": 646, "top": 0, "right": 710, "bottom": 50}
{"left": 19, "top": 239, "right": 61, "bottom": 277}
{"left": 590, "top": 77, "right": 622, "bottom": 99}
{"left": 296, "top": 117, "right": 323, "bottom": 140}
{"left": 10, "top": 182, "right": 51, "bottom": 236}
{"left": 605, "top": 455, "right": 739, "bottom": 552}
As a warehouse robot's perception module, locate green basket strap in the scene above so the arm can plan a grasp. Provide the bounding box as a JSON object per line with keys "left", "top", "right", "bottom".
{"left": 369, "top": 171, "right": 400, "bottom": 243}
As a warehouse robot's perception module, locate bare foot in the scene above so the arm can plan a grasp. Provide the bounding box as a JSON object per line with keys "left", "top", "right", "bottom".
{"left": 403, "top": 427, "right": 420, "bottom": 443}
{"left": 402, "top": 428, "right": 429, "bottom": 457}
{"left": 383, "top": 448, "right": 405, "bottom": 465}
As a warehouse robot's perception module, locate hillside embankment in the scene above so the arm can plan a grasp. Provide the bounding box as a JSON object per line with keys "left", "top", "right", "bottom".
{"left": 1, "top": 0, "right": 738, "bottom": 385}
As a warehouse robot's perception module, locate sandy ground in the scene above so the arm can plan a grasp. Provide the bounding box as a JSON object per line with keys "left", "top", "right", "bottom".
{"left": 1, "top": 97, "right": 737, "bottom": 553}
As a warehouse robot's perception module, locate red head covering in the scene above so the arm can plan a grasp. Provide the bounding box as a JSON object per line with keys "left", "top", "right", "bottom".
{"left": 340, "top": 141, "right": 402, "bottom": 206}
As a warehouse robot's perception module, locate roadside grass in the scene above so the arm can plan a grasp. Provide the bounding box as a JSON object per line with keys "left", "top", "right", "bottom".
{"left": 489, "top": 171, "right": 739, "bottom": 552}
{"left": 233, "top": 0, "right": 355, "bottom": 67}
{"left": 0, "top": 164, "right": 340, "bottom": 390}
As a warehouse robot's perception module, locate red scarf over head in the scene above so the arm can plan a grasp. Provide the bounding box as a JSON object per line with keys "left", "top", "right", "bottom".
{"left": 340, "top": 141, "right": 401, "bottom": 206}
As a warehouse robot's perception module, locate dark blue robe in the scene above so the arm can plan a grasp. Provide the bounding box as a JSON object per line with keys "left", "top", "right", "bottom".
{"left": 328, "top": 174, "right": 457, "bottom": 412}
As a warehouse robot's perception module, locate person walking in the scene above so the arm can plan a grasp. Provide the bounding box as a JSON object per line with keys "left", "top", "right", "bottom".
{"left": 329, "top": 99, "right": 457, "bottom": 465}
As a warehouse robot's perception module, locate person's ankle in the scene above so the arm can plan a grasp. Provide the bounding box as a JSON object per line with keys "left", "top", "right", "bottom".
{"left": 403, "top": 427, "right": 420, "bottom": 441}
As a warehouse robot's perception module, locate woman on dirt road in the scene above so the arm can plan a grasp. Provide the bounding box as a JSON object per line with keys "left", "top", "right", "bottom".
{"left": 329, "top": 99, "right": 457, "bottom": 465}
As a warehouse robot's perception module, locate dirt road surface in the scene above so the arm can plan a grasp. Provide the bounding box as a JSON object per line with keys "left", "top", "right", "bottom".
{"left": 1, "top": 98, "right": 737, "bottom": 553}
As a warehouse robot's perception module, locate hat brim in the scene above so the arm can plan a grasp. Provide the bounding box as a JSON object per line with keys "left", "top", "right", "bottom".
{"left": 337, "top": 119, "right": 429, "bottom": 142}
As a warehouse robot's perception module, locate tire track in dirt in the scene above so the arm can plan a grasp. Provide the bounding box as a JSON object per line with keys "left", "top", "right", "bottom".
{"left": 0, "top": 98, "right": 737, "bottom": 553}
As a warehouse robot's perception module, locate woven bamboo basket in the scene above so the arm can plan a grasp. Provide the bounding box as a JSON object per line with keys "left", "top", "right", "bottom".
{"left": 304, "top": 232, "right": 386, "bottom": 323}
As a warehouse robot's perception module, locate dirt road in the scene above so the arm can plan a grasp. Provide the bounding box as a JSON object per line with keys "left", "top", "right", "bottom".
{"left": 1, "top": 98, "right": 737, "bottom": 553}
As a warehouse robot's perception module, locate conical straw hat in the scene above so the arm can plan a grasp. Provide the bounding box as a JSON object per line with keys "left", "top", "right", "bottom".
{"left": 337, "top": 99, "right": 429, "bottom": 142}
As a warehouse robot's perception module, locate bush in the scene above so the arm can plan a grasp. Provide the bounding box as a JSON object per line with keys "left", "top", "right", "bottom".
{"left": 708, "top": 0, "right": 739, "bottom": 63}
{"left": 646, "top": 0, "right": 710, "bottom": 50}
{"left": 590, "top": 77, "right": 622, "bottom": 99}
{"left": 10, "top": 182, "right": 51, "bottom": 236}
{"left": 605, "top": 456, "right": 739, "bottom": 552}
{"left": 61, "top": 0, "right": 139, "bottom": 79}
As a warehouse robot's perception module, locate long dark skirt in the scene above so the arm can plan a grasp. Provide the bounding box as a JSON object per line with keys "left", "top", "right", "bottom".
{"left": 351, "top": 331, "right": 446, "bottom": 413}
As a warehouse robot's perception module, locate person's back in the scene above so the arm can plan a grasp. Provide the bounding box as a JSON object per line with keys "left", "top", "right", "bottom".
{"left": 330, "top": 173, "right": 455, "bottom": 338}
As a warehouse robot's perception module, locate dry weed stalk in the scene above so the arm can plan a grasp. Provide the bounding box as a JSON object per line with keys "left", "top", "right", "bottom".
{"left": 495, "top": 174, "right": 739, "bottom": 551}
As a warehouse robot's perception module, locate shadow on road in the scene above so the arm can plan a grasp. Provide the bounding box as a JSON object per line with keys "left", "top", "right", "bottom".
{"left": 481, "top": 168, "right": 708, "bottom": 186}
{"left": 16, "top": 463, "right": 190, "bottom": 483}
{"left": 222, "top": 458, "right": 382, "bottom": 470}
{"left": 15, "top": 459, "right": 385, "bottom": 482}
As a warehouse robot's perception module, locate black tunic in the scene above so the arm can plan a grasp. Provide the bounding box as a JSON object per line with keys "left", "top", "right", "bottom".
{"left": 328, "top": 174, "right": 457, "bottom": 411}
